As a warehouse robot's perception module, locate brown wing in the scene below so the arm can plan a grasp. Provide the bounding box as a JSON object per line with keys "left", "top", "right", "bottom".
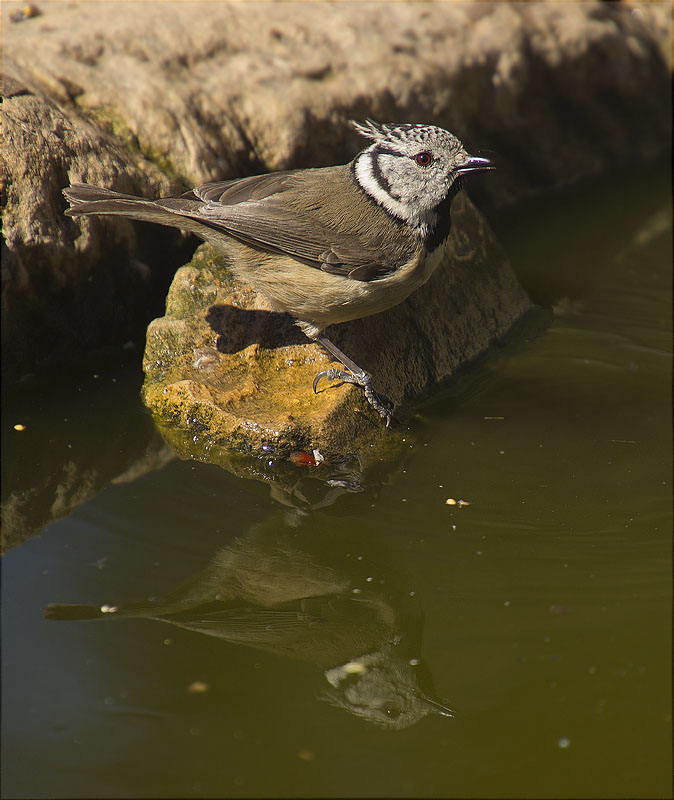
{"left": 191, "top": 172, "right": 298, "bottom": 205}
{"left": 64, "top": 171, "right": 406, "bottom": 282}
{"left": 156, "top": 170, "right": 400, "bottom": 281}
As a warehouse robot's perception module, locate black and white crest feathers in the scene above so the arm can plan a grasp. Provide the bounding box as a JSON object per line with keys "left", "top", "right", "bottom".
{"left": 351, "top": 119, "right": 447, "bottom": 146}
{"left": 350, "top": 119, "right": 469, "bottom": 241}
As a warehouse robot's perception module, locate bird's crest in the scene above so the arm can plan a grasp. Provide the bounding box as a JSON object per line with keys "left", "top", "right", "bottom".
{"left": 350, "top": 119, "right": 388, "bottom": 141}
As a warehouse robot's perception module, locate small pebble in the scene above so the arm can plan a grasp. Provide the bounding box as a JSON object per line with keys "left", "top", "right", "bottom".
{"left": 10, "top": 4, "right": 41, "bottom": 22}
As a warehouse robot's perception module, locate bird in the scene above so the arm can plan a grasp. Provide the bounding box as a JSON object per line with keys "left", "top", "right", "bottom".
{"left": 63, "top": 120, "right": 494, "bottom": 425}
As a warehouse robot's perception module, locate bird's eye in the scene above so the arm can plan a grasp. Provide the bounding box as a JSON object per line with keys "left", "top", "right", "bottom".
{"left": 381, "top": 702, "right": 402, "bottom": 718}
{"left": 414, "top": 151, "right": 433, "bottom": 166}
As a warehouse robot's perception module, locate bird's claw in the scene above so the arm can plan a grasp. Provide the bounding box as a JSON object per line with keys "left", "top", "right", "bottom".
{"left": 312, "top": 368, "right": 349, "bottom": 395}
{"left": 313, "top": 368, "right": 395, "bottom": 426}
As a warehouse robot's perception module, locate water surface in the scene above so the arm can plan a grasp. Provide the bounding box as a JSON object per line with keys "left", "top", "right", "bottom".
{"left": 2, "top": 164, "right": 671, "bottom": 798}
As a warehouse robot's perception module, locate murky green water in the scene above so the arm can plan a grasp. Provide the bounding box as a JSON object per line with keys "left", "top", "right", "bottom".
{"left": 2, "top": 164, "right": 671, "bottom": 799}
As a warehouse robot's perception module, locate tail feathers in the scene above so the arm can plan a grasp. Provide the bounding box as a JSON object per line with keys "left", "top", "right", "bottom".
{"left": 62, "top": 183, "right": 208, "bottom": 232}
{"left": 44, "top": 602, "right": 111, "bottom": 621}
{"left": 63, "top": 183, "right": 144, "bottom": 205}
{"left": 63, "top": 183, "right": 165, "bottom": 220}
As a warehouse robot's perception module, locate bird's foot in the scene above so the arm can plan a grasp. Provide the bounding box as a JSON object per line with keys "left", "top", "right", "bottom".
{"left": 313, "top": 368, "right": 395, "bottom": 427}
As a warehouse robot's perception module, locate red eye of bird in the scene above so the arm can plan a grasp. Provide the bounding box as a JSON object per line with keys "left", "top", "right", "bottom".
{"left": 414, "top": 151, "right": 433, "bottom": 166}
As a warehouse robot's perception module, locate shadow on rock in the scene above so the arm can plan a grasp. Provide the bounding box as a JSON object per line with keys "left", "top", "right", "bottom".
{"left": 205, "top": 304, "right": 305, "bottom": 353}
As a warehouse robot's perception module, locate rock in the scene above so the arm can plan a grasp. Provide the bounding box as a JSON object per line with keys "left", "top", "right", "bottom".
{"left": 4, "top": 2, "right": 669, "bottom": 198}
{"left": 2, "top": 0, "right": 669, "bottom": 384}
{"left": 1, "top": 68, "right": 191, "bottom": 383}
{"left": 141, "top": 192, "right": 531, "bottom": 460}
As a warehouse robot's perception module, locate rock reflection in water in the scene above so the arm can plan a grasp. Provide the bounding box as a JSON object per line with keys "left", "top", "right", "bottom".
{"left": 45, "top": 517, "right": 453, "bottom": 729}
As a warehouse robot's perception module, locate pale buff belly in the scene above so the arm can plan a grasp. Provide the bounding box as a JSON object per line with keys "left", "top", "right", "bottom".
{"left": 233, "top": 244, "right": 446, "bottom": 332}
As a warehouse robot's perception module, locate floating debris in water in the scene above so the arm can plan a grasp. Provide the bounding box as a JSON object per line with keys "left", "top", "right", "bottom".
{"left": 187, "top": 681, "right": 209, "bottom": 694}
{"left": 289, "top": 451, "right": 318, "bottom": 466}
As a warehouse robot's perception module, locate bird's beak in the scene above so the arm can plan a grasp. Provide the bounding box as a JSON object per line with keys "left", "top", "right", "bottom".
{"left": 456, "top": 155, "right": 495, "bottom": 173}
{"left": 423, "top": 696, "right": 456, "bottom": 717}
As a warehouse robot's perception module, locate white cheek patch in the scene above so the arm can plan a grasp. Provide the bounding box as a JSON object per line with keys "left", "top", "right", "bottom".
{"left": 355, "top": 153, "right": 434, "bottom": 236}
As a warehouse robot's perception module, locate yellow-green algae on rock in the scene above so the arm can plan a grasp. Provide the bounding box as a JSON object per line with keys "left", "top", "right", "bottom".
{"left": 141, "top": 244, "right": 398, "bottom": 465}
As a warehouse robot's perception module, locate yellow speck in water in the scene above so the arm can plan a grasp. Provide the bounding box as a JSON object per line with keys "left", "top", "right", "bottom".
{"left": 187, "top": 681, "right": 209, "bottom": 694}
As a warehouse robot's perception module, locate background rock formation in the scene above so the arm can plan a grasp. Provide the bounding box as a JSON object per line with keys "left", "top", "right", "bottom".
{"left": 2, "top": 0, "right": 671, "bottom": 385}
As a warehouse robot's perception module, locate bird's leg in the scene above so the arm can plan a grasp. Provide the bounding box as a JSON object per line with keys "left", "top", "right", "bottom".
{"left": 311, "top": 333, "right": 394, "bottom": 426}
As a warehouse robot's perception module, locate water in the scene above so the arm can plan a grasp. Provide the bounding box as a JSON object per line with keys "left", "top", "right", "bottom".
{"left": 2, "top": 163, "right": 671, "bottom": 799}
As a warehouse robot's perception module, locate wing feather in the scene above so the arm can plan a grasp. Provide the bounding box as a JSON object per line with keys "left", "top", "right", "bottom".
{"left": 157, "top": 169, "right": 401, "bottom": 279}
{"left": 64, "top": 169, "right": 411, "bottom": 281}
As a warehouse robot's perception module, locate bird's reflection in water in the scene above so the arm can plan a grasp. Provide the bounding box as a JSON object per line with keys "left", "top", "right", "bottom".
{"left": 45, "top": 510, "right": 453, "bottom": 729}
